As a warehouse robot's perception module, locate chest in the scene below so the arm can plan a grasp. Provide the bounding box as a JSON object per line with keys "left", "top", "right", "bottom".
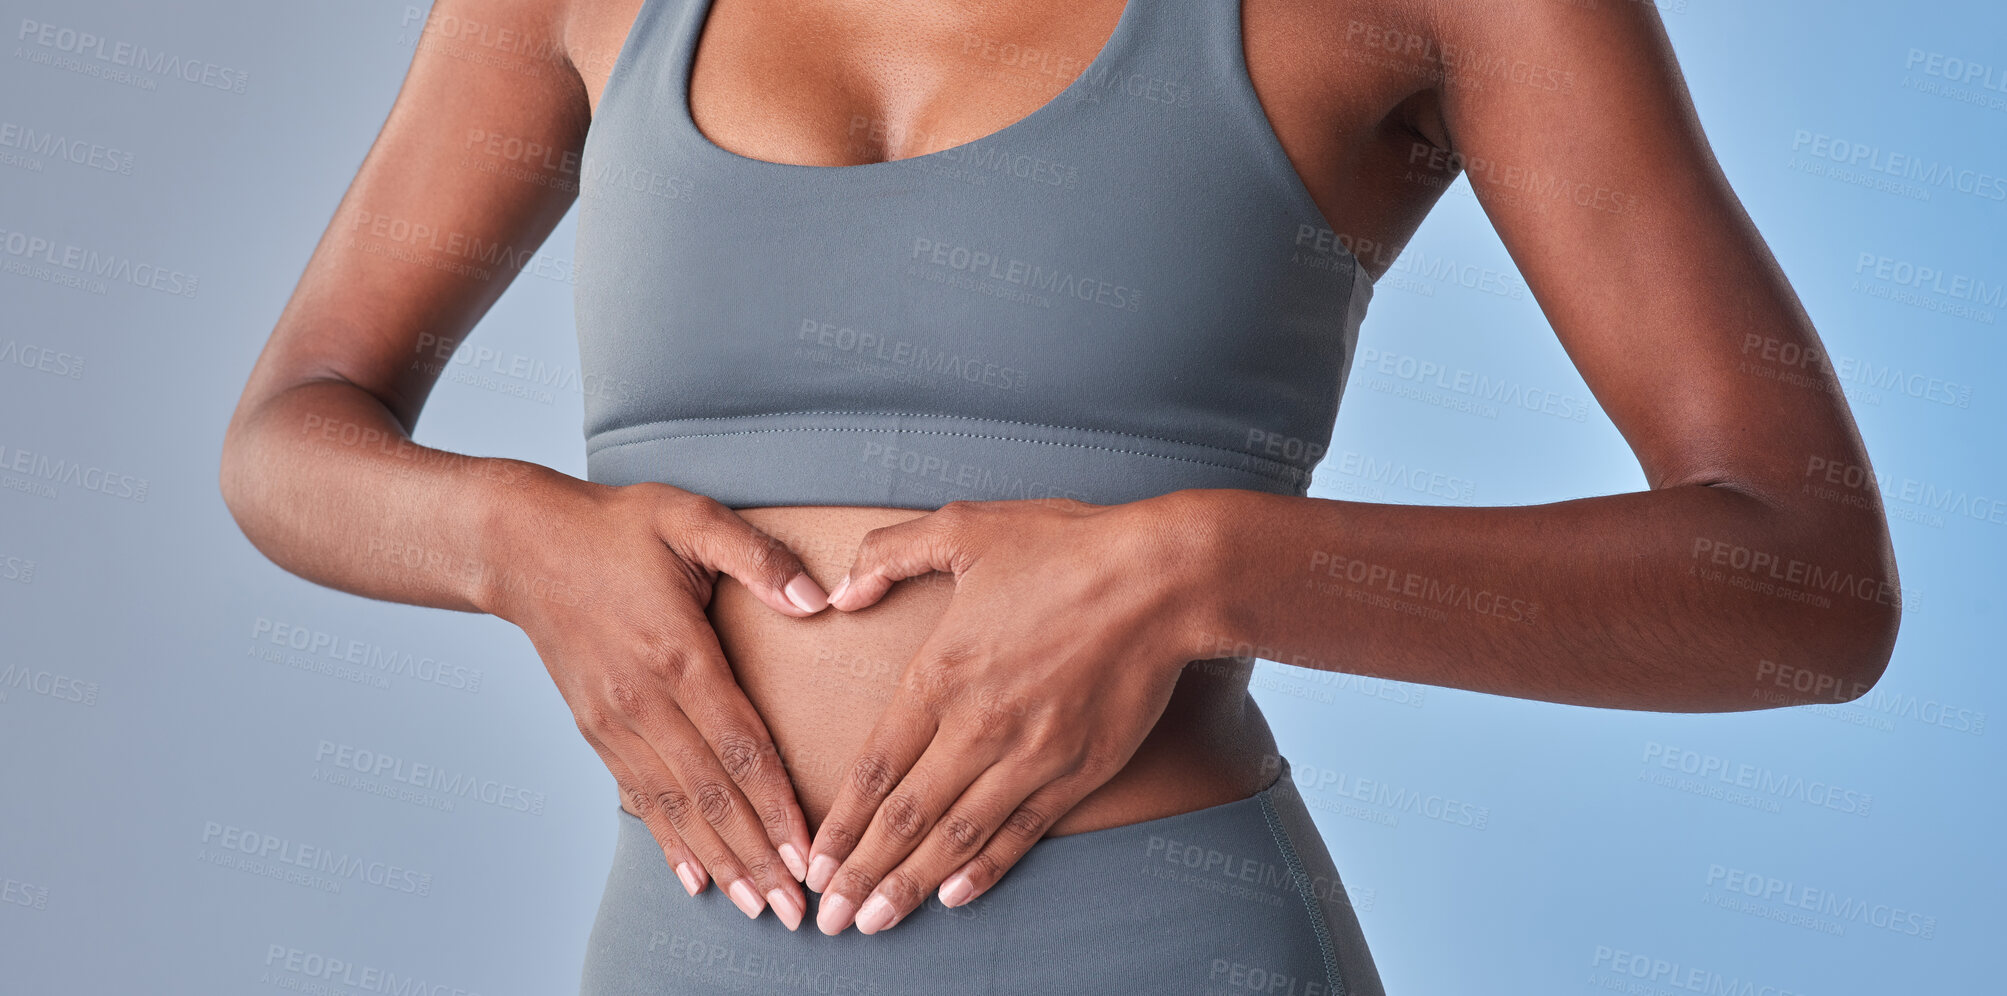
{"left": 570, "top": 0, "right": 1446, "bottom": 278}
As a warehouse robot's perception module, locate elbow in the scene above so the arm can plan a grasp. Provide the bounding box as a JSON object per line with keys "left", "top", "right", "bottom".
{"left": 1754, "top": 566, "right": 1901, "bottom": 712}
{"left": 1734, "top": 618, "right": 1894, "bottom": 713}
{"left": 1708, "top": 488, "right": 1902, "bottom": 712}
{"left": 217, "top": 415, "right": 270, "bottom": 542}
{"left": 1821, "top": 505, "right": 1903, "bottom": 705}
{"left": 217, "top": 421, "right": 249, "bottom": 522}
{"left": 1829, "top": 597, "right": 1899, "bottom": 704}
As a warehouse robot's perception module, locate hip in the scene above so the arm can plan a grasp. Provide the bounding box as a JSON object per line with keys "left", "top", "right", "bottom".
{"left": 583, "top": 755, "right": 1384, "bottom": 996}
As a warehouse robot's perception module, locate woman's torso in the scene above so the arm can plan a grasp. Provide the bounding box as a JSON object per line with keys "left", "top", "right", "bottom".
{"left": 558, "top": 0, "right": 1452, "bottom": 834}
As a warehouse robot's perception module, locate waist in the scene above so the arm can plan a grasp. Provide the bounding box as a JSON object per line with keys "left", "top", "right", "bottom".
{"left": 701, "top": 505, "right": 1279, "bottom": 836}
{"left": 585, "top": 412, "right": 1315, "bottom": 510}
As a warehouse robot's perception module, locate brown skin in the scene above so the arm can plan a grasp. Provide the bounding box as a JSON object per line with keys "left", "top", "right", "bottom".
{"left": 220, "top": 0, "right": 1898, "bottom": 941}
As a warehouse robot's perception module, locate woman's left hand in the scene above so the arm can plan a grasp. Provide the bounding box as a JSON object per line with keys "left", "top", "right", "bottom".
{"left": 801, "top": 493, "right": 1223, "bottom": 935}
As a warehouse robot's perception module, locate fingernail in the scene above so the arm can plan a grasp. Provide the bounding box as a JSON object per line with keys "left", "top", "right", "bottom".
{"left": 828, "top": 575, "right": 851, "bottom": 606}
{"left": 784, "top": 573, "right": 828, "bottom": 613}
{"left": 675, "top": 863, "right": 703, "bottom": 897}
{"left": 939, "top": 872, "right": 973, "bottom": 908}
{"left": 778, "top": 842, "right": 807, "bottom": 882}
{"left": 767, "top": 888, "right": 804, "bottom": 931}
{"left": 805, "top": 853, "right": 839, "bottom": 893}
{"left": 816, "top": 892, "right": 856, "bottom": 935}
{"left": 727, "top": 879, "right": 765, "bottom": 919}
{"left": 854, "top": 894, "right": 896, "bottom": 934}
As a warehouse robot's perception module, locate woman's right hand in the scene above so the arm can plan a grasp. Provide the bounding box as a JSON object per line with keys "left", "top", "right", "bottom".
{"left": 487, "top": 478, "right": 828, "bottom": 931}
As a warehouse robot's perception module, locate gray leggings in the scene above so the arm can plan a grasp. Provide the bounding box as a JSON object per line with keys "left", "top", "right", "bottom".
{"left": 580, "top": 756, "right": 1384, "bottom": 995}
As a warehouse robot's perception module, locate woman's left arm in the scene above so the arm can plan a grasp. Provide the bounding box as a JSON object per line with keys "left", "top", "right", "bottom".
{"left": 803, "top": 0, "right": 1900, "bottom": 934}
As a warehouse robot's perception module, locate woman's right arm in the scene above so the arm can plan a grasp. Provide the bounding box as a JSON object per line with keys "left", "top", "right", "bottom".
{"left": 219, "top": 0, "right": 818, "bottom": 929}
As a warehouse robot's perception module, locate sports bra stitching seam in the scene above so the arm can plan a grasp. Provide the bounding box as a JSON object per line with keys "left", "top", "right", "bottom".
{"left": 590, "top": 411, "right": 1311, "bottom": 471}
{"left": 588, "top": 424, "right": 1310, "bottom": 484}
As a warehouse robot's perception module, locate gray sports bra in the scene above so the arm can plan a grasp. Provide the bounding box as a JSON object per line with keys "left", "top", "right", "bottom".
{"left": 574, "top": 0, "right": 1372, "bottom": 509}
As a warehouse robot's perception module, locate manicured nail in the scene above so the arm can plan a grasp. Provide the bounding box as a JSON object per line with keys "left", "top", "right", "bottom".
{"left": 939, "top": 873, "right": 973, "bottom": 908}
{"left": 784, "top": 573, "right": 828, "bottom": 614}
{"left": 854, "top": 894, "right": 896, "bottom": 934}
{"left": 767, "top": 888, "right": 804, "bottom": 931}
{"left": 816, "top": 892, "right": 856, "bottom": 935}
{"left": 806, "top": 853, "right": 839, "bottom": 893}
{"left": 778, "top": 842, "right": 807, "bottom": 882}
{"left": 827, "top": 575, "right": 851, "bottom": 606}
{"left": 727, "top": 879, "right": 765, "bottom": 919}
{"left": 675, "top": 863, "right": 703, "bottom": 897}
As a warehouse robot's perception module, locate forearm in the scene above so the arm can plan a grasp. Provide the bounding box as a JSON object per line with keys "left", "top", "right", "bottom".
{"left": 1173, "top": 484, "right": 1900, "bottom": 713}
{"left": 219, "top": 377, "right": 579, "bottom": 618}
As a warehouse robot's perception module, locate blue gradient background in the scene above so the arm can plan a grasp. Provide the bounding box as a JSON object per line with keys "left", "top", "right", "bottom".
{"left": 2, "top": 1, "right": 2000, "bottom": 993}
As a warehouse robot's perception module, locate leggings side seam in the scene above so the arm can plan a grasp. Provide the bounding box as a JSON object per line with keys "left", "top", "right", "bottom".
{"left": 1259, "top": 791, "right": 1345, "bottom": 996}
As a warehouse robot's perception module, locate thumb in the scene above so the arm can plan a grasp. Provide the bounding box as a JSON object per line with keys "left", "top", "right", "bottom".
{"left": 660, "top": 496, "right": 828, "bottom": 617}
{"left": 829, "top": 505, "right": 972, "bottom": 611}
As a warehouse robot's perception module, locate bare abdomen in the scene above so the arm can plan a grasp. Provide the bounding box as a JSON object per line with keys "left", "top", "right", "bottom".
{"left": 651, "top": 505, "right": 1281, "bottom": 837}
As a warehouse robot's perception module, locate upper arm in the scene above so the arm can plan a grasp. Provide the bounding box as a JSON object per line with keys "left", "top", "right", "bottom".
{"left": 1419, "top": 0, "right": 1877, "bottom": 511}
{"left": 234, "top": 0, "right": 589, "bottom": 431}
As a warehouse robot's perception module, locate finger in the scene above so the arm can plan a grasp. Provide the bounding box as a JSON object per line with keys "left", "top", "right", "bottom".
{"left": 669, "top": 622, "right": 814, "bottom": 883}
{"left": 828, "top": 502, "right": 976, "bottom": 611}
{"left": 840, "top": 749, "right": 1034, "bottom": 935}
{"left": 937, "top": 778, "right": 1087, "bottom": 908}
{"left": 660, "top": 493, "right": 828, "bottom": 616}
{"left": 804, "top": 696, "right": 939, "bottom": 897}
{"left": 625, "top": 675, "right": 809, "bottom": 930}
{"left": 591, "top": 715, "right": 772, "bottom": 918}
{"left": 577, "top": 725, "right": 708, "bottom": 896}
